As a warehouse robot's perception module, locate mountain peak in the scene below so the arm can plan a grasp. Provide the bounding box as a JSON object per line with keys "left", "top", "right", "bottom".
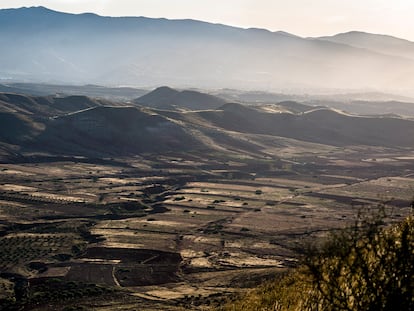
{"left": 318, "top": 30, "right": 414, "bottom": 62}
{"left": 153, "top": 86, "right": 179, "bottom": 94}
{"left": 26, "top": 6, "right": 49, "bottom": 10}
{"left": 322, "top": 30, "right": 414, "bottom": 44}
{"left": 135, "top": 87, "right": 225, "bottom": 110}
{"left": 15, "top": 6, "right": 59, "bottom": 13}
{"left": 0, "top": 6, "right": 66, "bottom": 19}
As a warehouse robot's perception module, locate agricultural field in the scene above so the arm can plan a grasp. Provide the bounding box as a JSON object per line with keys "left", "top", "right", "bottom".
{"left": 0, "top": 145, "right": 413, "bottom": 310}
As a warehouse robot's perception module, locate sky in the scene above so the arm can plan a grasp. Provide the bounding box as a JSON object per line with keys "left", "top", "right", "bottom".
{"left": 1, "top": 0, "right": 414, "bottom": 41}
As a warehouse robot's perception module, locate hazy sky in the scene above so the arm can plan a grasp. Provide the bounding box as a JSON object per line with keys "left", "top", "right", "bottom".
{"left": 1, "top": 0, "right": 414, "bottom": 40}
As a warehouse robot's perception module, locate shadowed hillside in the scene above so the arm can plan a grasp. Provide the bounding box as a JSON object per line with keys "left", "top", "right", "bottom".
{"left": 185, "top": 103, "right": 414, "bottom": 147}
{"left": 308, "top": 99, "right": 414, "bottom": 117}
{"left": 0, "top": 93, "right": 108, "bottom": 117}
{"left": 0, "top": 112, "right": 43, "bottom": 144}
{"left": 2, "top": 92, "right": 414, "bottom": 159}
{"left": 32, "top": 106, "right": 203, "bottom": 156}
{"left": 135, "top": 86, "right": 226, "bottom": 110}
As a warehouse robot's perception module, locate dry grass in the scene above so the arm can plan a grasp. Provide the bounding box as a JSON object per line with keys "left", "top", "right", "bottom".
{"left": 217, "top": 270, "right": 312, "bottom": 311}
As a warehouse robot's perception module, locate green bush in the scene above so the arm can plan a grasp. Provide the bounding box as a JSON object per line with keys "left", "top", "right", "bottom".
{"left": 304, "top": 212, "right": 414, "bottom": 311}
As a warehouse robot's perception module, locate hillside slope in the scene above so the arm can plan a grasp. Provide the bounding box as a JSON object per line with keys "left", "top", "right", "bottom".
{"left": 0, "top": 93, "right": 107, "bottom": 116}
{"left": 183, "top": 103, "right": 414, "bottom": 147}
{"left": 2, "top": 92, "right": 414, "bottom": 158}
{"left": 31, "top": 106, "right": 203, "bottom": 156}
{"left": 135, "top": 86, "right": 226, "bottom": 110}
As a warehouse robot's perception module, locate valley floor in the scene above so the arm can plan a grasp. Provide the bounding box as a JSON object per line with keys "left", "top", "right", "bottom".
{"left": 0, "top": 145, "right": 413, "bottom": 310}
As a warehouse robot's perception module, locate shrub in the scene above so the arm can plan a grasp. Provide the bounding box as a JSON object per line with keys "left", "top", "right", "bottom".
{"left": 213, "top": 199, "right": 226, "bottom": 203}
{"left": 303, "top": 210, "right": 414, "bottom": 311}
{"left": 174, "top": 196, "right": 185, "bottom": 201}
{"left": 220, "top": 206, "right": 414, "bottom": 311}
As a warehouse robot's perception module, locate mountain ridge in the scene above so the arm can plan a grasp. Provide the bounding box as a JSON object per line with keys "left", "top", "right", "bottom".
{"left": 1, "top": 7, "right": 414, "bottom": 94}
{"left": 318, "top": 31, "right": 414, "bottom": 60}
{"left": 8, "top": 7, "right": 414, "bottom": 43}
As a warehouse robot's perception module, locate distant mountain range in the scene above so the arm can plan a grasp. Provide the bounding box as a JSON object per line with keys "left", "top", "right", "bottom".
{"left": 0, "top": 82, "right": 147, "bottom": 100}
{"left": 1, "top": 6, "right": 414, "bottom": 94}
{"left": 318, "top": 31, "right": 414, "bottom": 61}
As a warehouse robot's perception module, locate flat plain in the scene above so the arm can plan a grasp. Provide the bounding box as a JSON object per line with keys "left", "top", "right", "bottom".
{"left": 1, "top": 141, "right": 413, "bottom": 310}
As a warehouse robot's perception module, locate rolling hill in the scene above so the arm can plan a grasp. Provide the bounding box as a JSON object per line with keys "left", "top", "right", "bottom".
{"left": 182, "top": 103, "right": 414, "bottom": 147}
{"left": 32, "top": 106, "right": 203, "bottom": 157}
{"left": 134, "top": 86, "right": 226, "bottom": 110}
{"left": 0, "top": 93, "right": 107, "bottom": 116}
{"left": 1, "top": 91, "right": 414, "bottom": 159}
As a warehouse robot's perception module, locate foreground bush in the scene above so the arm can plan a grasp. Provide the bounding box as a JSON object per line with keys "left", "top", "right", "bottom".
{"left": 220, "top": 211, "right": 414, "bottom": 311}
{"left": 217, "top": 270, "right": 313, "bottom": 311}
{"left": 305, "top": 212, "right": 413, "bottom": 311}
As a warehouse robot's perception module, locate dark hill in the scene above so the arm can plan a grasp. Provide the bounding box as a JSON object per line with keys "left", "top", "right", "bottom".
{"left": 0, "top": 93, "right": 106, "bottom": 117}
{"left": 0, "top": 93, "right": 42, "bottom": 114}
{"left": 135, "top": 87, "right": 179, "bottom": 109}
{"left": 1, "top": 91, "right": 414, "bottom": 159}
{"left": 52, "top": 95, "right": 103, "bottom": 112}
{"left": 192, "top": 106, "right": 414, "bottom": 147}
{"left": 220, "top": 102, "right": 258, "bottom": 113}
{"left": 33, "top": 106, "right": 202, "bottom": 156}
{"left": 0, "top": 112, "right": 43, "bottom": 144}
{"left": 276, "top": 101, "right": 317, "bottom": 114}
{"left": 135, "top": 87, "right": 226, "bottom": 110}
{"left": 310, "top": 99, "right": 414, "bottom": 117}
